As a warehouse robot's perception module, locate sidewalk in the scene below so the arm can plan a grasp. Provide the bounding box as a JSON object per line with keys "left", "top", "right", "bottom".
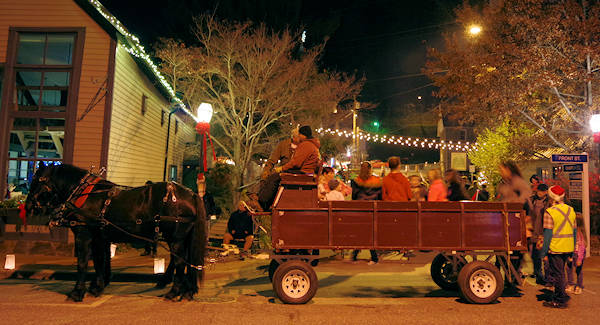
{"left": 3, "top": 248, "right": 600, "bottom": 282}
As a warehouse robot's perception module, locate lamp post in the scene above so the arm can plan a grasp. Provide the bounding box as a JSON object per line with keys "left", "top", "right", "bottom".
{"left": 195, "top": 103, "right": 213, "bottom": 196}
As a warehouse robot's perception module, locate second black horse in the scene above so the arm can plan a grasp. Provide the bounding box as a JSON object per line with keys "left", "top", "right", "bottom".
{"left": 25, "top": 163, "right": 206, "bottom": 302}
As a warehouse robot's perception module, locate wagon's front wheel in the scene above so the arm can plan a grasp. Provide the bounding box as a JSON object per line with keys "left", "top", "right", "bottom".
{"left": 458, "top": 261, "right": 504, "bottom": 304}
{"left": 272, "top": 260, "right": 318, "bottom": 304}
{"left": 430, "top": 253, "right": 465, "bottom": 290}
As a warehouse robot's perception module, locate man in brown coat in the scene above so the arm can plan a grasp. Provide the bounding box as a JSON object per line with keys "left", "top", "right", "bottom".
{"left": 275, "top": 126, "right": 320, "bottom": 174}
{"left": 261, "top": 128, "right": 300, "bottom": 179}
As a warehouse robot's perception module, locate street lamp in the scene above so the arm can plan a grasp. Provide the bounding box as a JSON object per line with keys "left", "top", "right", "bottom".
{"left": 195, "top": 103, "right": 214, "bottom": 196}
{"left": 468, "top": 25, "right": 482, "bottom": 36}
{"left": 591, "top": 113, "right": 600, "bottom": 143}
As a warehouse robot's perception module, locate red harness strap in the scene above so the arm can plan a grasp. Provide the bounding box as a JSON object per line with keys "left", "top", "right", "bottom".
{"left": 74, "top": 177, "right": 101, "bottom": 208}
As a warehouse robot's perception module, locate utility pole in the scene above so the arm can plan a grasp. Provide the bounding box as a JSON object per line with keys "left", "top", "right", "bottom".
{"left": 353, "top": 100, "right": 360, "bottom": 169}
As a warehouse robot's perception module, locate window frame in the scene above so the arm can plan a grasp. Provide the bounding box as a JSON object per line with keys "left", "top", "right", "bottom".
{"left": 0, "top": 27, "right": 85, "bottom": 196}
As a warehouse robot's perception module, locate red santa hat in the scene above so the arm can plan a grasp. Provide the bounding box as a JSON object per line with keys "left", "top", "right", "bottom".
{"left": 548, "top": 185, "right": 565, "bottom": 202}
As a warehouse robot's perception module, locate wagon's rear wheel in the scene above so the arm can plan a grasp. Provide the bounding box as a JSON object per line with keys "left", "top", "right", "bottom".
{"left": 268, "top": 259, "right": 280, "bottom": 282}
{"left": 458, "top": 261, "right": 504, "bottom": 304}
{"left": 430, "top": 253, "right": 465, "bottom": 290}
{"left": 272, "top": 260, "right": 318, "bottom": 304}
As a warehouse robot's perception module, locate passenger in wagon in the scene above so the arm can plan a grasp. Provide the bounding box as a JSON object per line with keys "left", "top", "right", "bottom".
{"left": 408, "top": 175, "right": 428, "bottom": 201}
{"left": 351, "top": 162, "right": 381, "bottom": 264}
{"left": 261, "top": 127, "right": 300, "bottom": 179}
{"left": 382, "top": 156, "right": 412, "bottom": 201}
{"left": 427, "top": 168, "right": 447, "bottom": 201}
{"left": 325, "top": 179, "right": 345, "bottom": 201}
{"left": 445, "top": 169, "right": 468, "bottom": 201}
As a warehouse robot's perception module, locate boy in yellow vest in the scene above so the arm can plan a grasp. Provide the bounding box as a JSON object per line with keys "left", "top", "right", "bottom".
{"left": 541, "top": 185, "right": 577, "bottom": 308}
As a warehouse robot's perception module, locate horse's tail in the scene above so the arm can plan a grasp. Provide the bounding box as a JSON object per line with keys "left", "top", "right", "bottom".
{"left": 188, "top": 193, "right": 207, "bottom": 293}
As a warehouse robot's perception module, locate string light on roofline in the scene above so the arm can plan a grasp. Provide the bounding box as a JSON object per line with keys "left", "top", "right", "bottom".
{"left": 88, "top": 0, "right": 198, "bottom": 121}
{"left": 315, "top": 128, "right": 478, "bottom": 151}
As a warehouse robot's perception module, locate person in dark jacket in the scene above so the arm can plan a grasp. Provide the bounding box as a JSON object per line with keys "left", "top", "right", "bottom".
{"left": 351, "top": 162, "right": 382, "bottom": 264}
{"left": 261, "top": 128, "right": 300, "bottom": 179}
{"left": 223, "top": 201, "right": 254, "bottom": 255}
{"left": 445, "top": 169, "right": 468, "bottom": 201}
{"left": 526, "top": 183, "right": 550, "bottom": 284}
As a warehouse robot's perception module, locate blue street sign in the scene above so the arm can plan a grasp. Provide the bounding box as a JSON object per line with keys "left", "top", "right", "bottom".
{"left": 564, "top": 164, "right": 584, "bottom": 172}
{"left": 551, "top": 154, "right": 588, "bottom": 163}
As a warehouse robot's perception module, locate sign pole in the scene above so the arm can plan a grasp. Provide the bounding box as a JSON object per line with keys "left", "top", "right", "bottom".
{"left": 583, "top": 154, "right": 590, "bottom": 258}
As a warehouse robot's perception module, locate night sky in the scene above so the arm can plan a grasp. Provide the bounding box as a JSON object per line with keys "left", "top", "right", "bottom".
{"left": 101, "top": 0, "right": 463, "bottom": 163}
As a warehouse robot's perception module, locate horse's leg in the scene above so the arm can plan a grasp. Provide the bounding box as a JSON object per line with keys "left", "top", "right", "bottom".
{"left": 156, "top": 252, "right": 175, "bottom": 288}
{"left": 103, "top": 240, "right": 111, "bottom": 286}
{"left": 163, "top": 242, "right": 186, "bottom": 301}
{"left": 89, "top": 234, "right": 109, "bottom": 297}
{"left": 68, "top": 227, "right": 92, "bottom": 302}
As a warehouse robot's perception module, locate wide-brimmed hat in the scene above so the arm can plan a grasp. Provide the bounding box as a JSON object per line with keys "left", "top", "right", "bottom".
{"left": 548, "top": 185, "right": 565, "bottom": 202}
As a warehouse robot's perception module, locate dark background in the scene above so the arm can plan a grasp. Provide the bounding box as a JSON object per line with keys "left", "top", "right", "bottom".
{"left": 101, "top": 0, "right": 463, "bottom": 163}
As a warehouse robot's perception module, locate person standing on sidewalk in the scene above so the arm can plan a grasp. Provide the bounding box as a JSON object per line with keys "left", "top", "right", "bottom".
{"left": 541, "top": 185, "right": 577, "bottom": 309}
{"left": 566, "top": 216, "right": 587, "bottom": 295}
{"left": 527, "top": 183, "right": 550, "bottom": 285}
{"left": 351, "top": 162, "right": 381, "bottom": 265}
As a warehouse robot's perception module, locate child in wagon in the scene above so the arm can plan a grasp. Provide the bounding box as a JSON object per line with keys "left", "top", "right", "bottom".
{"left": 325, "top": 179, "right": 345, "bottom": 201}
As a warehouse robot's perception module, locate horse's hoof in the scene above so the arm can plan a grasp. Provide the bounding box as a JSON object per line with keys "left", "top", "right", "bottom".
{"left": 181, "top": 291, "right": 194, "bottom": 301}
{"left": 163, "top": 291, "right": 179, "bottom": 301}
{"left": 67, "top": 289, "right": 85, "bottom": 302}
{"left": 88, "top": 286, "right": 103, "bottom": 297}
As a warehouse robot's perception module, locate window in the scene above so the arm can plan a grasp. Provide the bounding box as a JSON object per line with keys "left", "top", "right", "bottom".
{"left": 141, "top": 94, "right": 147, "bottom": 115}
{"left": 458, "top": 129, "right": 467, "bottom": 141}
{"left": 3, "top": 31, "right": 80, "bottom": 194}
{"left": 161, "top": 110, "right": 165, "bottom": 126}
{"left": 169, "top": 165, "right": 177, "bottom": 182}
{"left": 174, "top": 120, "right": 179, "bottom": 134}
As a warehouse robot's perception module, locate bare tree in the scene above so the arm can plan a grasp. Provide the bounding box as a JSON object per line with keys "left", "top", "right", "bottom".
{"left": 155, "top": 15, "right": 362, "bottom": 197}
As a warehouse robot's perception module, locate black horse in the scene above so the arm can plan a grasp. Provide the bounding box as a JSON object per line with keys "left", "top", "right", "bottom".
{"left": 25, "top": 163, "right": 206, "bottom": 302}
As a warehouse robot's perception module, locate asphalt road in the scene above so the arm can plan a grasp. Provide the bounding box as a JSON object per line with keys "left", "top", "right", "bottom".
{"left": 0, "top": 251, "right": 598, "bottom": 325}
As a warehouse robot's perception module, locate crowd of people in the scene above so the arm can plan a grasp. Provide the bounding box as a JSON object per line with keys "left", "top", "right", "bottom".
{"left": 241, "top": 125, "right": 586, "bottom": 308}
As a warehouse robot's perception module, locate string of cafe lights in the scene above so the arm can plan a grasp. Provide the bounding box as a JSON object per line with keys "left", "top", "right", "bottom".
{"left": 316, "top": 128, "right": 478, "bottom": 151}
{"left": 87, "top": 0, "right": 198, "bottom": 121}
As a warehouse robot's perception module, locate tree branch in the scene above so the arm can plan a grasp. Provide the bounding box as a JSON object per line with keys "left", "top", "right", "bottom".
{"left": 552, "top": 87, "right": 585, "bottom": 127}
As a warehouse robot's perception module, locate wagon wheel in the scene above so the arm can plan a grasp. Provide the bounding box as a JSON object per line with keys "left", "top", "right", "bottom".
{"left": 430, "top": 253, "right": 465, "bottom": 290}
{"left": 458, "top": 261, "right": 504, "bottom": 304}
{"left": 272, "top": 260, "right": 318, "bottom": 304}
{"left": 268, "top": 259, "right": 280, "bottom": 282}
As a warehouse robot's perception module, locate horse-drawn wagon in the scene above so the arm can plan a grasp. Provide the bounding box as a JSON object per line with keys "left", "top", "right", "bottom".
{"left": 265, "top": 173, "right": 527, "bottom": 304}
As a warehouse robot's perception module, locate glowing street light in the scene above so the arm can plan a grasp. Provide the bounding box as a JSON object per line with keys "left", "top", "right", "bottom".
{"left": 196, "top": 102, "right": 213, "bottom": 123}
{"left": 591, "top": 113, "right": 600, "bottom": 143}
{"left": 468, "top": 25, "right": 482, "bottom": 36}
{"left": 195, "top": 103, "right": 215, "bottom": 191}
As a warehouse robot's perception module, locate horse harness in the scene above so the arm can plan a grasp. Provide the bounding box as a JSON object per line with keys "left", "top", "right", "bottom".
{"left": 50, "top": 178, "right": 193, "bottom": 247}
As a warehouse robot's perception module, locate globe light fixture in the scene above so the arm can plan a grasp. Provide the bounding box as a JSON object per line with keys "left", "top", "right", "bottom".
{"left": 196, "top": 103, "right": 213, "bottom": 123}
{"left": 468, "top": 25, "right": 482, "bottom": 35}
